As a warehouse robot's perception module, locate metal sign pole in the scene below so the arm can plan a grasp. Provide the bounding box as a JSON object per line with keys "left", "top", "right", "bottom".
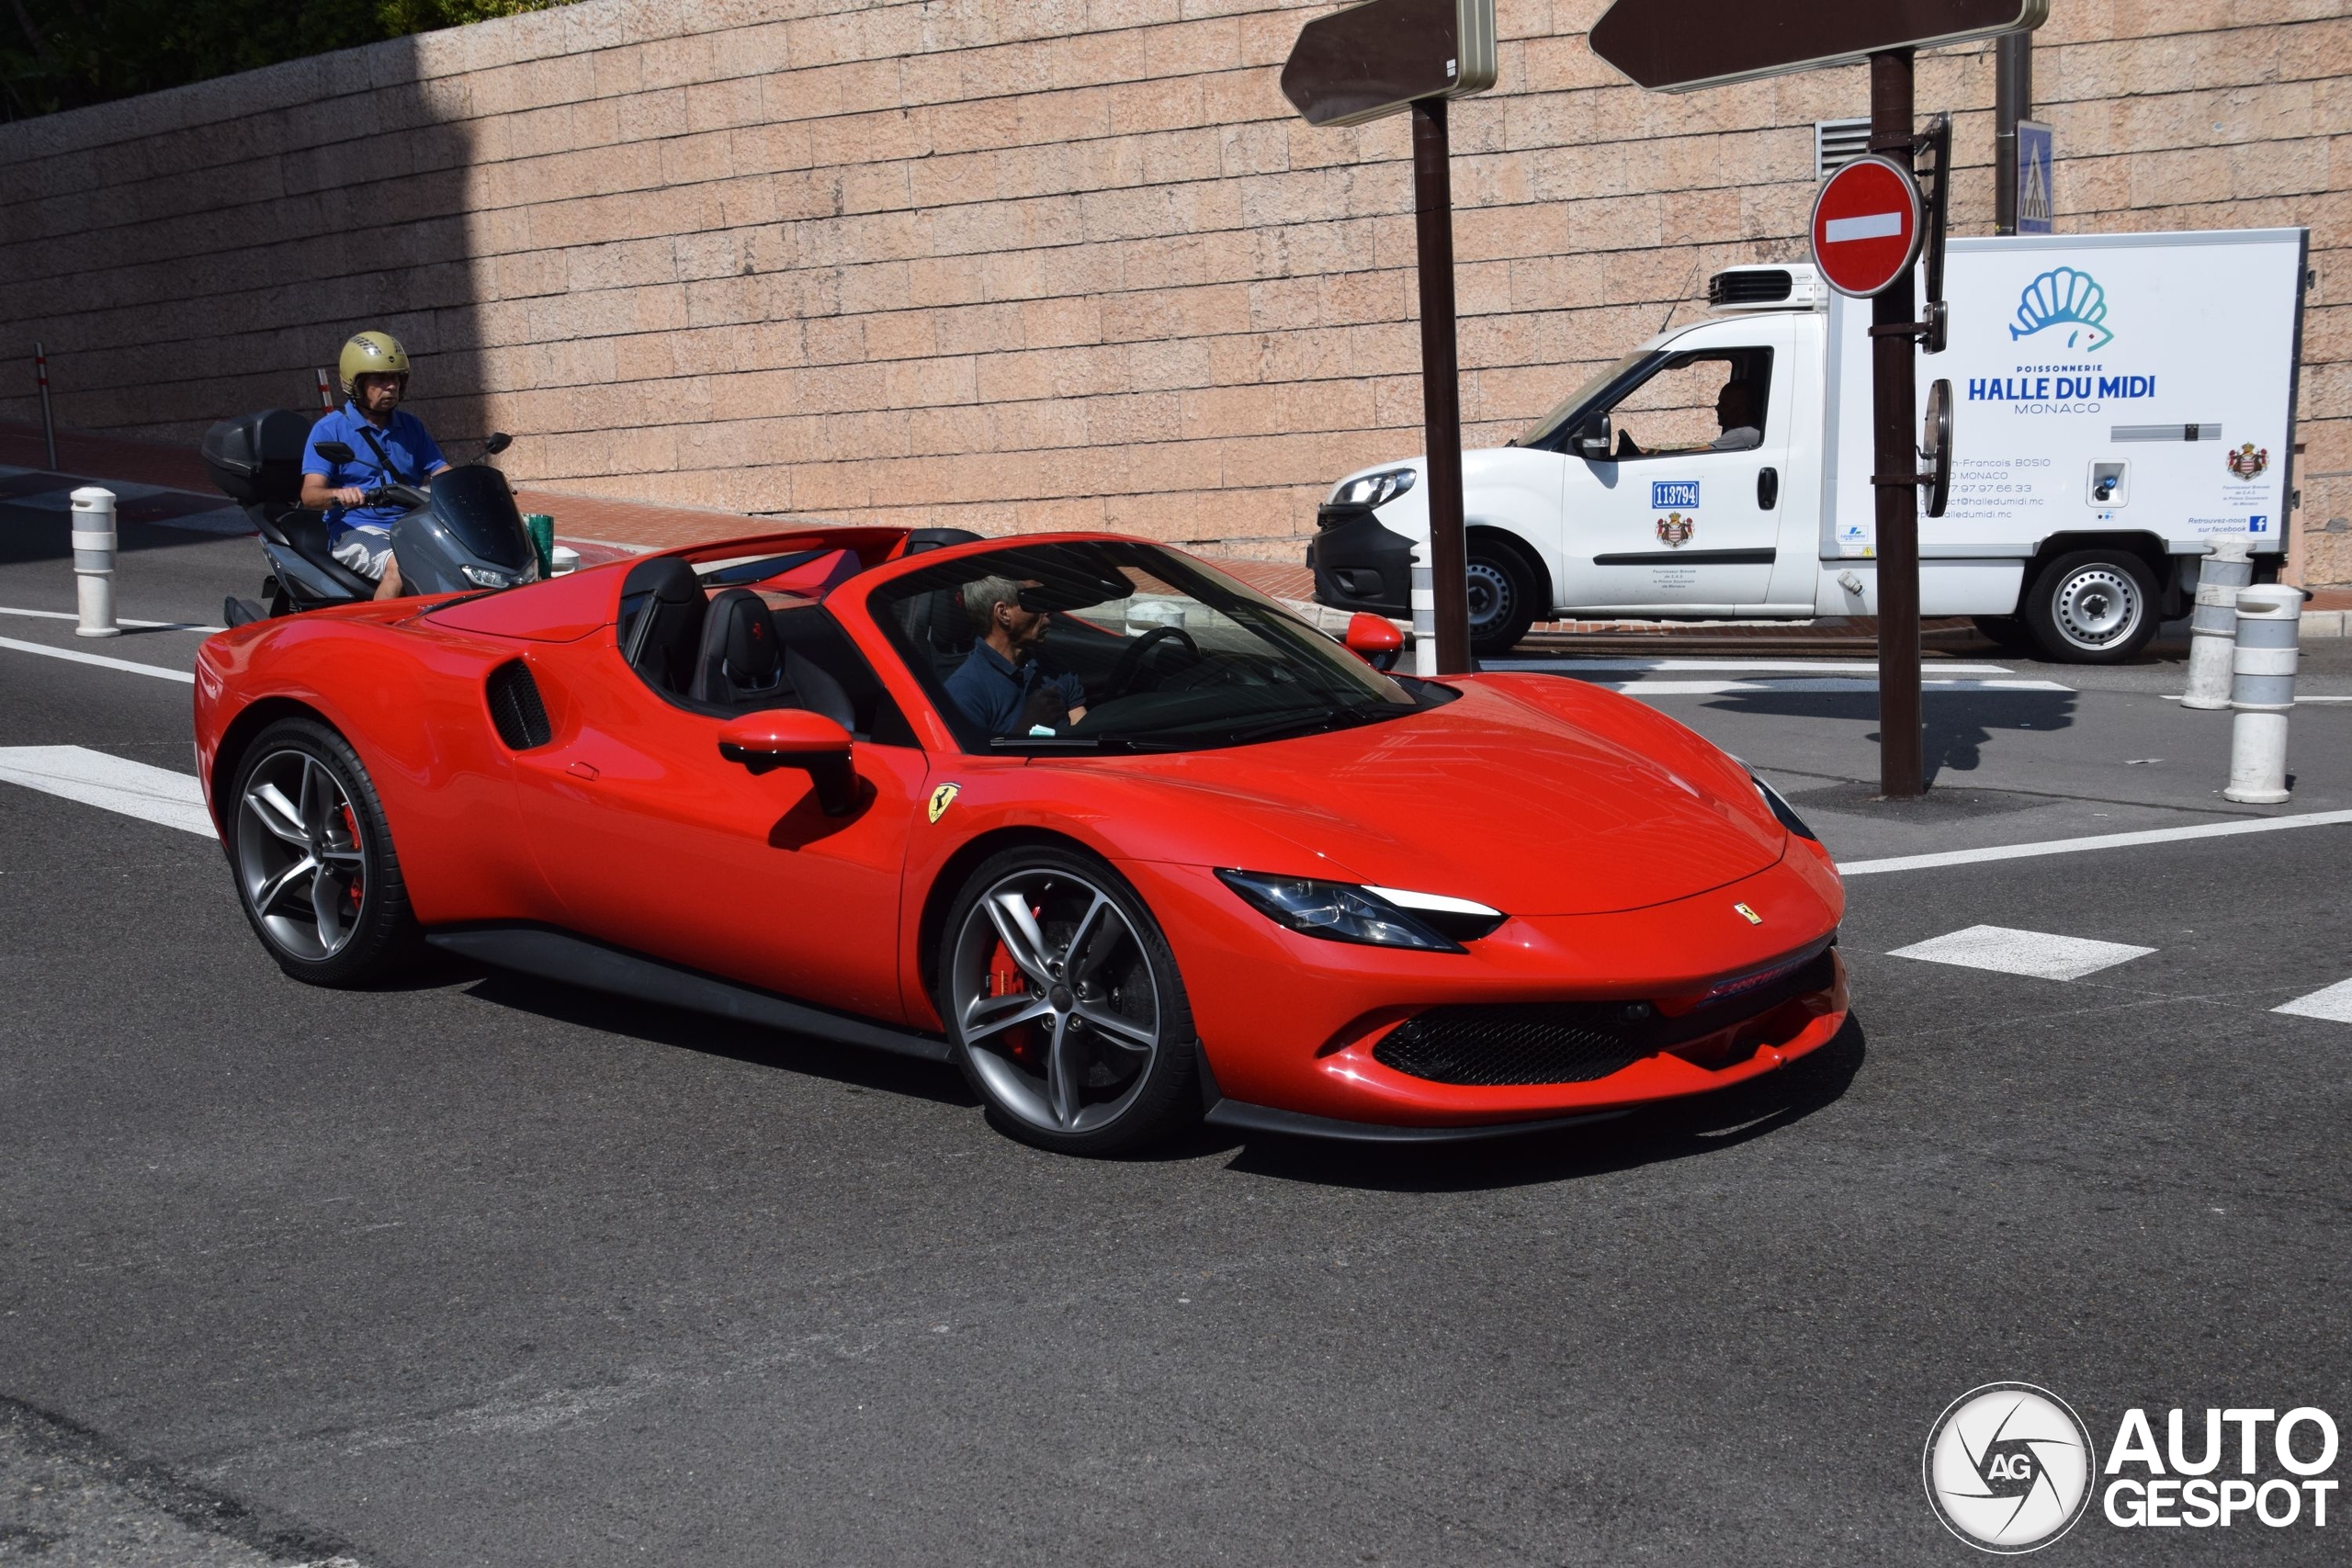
{"left": 35, "top": 342, "right": 58, "bottom": 470}
{"left": 1410, "top": 97, "right": 1473, "bottom": 674}
{"left": 1870, "top": 50, "right": 1924, "bottom": 797}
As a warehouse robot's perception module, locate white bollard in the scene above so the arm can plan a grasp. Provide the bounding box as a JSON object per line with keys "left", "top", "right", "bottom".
{"left": 1410, "top": 560, "right": 1438, "bottom": 677}
{"left": 2222, "top": 584, "right": 2302, "bottom": 805}
{"left": 70, "top": 487, "right": 119, "bottom": 638}
{"left": 2180, "top": 540, "right": 2251, "bottom": 709}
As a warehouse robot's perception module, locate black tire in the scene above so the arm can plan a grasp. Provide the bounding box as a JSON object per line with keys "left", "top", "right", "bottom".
{"left": 936, "top": 844, "right": 1201, "bottom": 1156}
{"left": 1466, "top": 536, "right": 1540, "bottom": 658}
{"left": 2022, "top": 549, "right": 2159, "bottom": 663}
{"left": 1970, "top": 615, "right": 2033, "bottom": 651}
{"left": 227, "top": 717, "right": 421, "bottom": 987}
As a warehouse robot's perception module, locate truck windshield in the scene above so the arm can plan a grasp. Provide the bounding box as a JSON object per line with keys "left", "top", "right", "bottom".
{"left": 1514, "top": 351, "right": 1654, "bottom": 449}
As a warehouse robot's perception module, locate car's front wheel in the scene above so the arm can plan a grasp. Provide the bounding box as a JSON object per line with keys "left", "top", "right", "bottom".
{"left": 229, "top": 716, "right": 420, "bottom": 986}
{"left": 939, "top": 845, "right": 1201, "bottom": 1156}
{"left": 1467, "top": 537, "right": 1540, "bottom": 659}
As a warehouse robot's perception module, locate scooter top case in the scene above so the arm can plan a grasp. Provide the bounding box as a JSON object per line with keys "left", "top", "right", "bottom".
{"left": 201, "top": 409, "right": 377, "bottom": 610}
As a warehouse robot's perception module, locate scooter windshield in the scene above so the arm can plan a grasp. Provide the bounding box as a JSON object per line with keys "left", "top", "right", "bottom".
{"left": 429, "top": 466, "right": 532, "bottom": 571}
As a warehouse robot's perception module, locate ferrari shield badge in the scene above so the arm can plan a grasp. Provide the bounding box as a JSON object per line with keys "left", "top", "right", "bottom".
{"left": 927, "top": 782, "right": 962, "bottom": 823}
{"left": 1656, "top": 513, "right": 1695, "bottom": 547}
{"left": 1733, "top": 902, "right": 1762, "bottom": 925}
{"left": 2226, "top": 443, "right": 2268, "bottom": 479}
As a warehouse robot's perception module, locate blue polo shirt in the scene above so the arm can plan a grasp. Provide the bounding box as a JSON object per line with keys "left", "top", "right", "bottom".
{"left": 301, "top": 403, "right": 447, "bottom": 541}
{"left": 944, "top": 641, "right": 1087, "bottom": 738}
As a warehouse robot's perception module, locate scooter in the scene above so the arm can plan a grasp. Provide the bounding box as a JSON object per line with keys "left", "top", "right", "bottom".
{"left": 200, "top": 408, "right": 534, "bottom": 626}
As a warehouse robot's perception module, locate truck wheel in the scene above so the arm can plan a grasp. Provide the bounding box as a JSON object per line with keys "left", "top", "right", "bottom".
{"left": 2023, "top": 550, "right": 2159, "bottom": 663}
{"left": 1466, "top": 539, "right": 1539, "bottom": 658}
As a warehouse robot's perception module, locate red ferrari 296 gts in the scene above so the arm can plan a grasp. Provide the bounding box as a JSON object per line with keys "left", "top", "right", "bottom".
{"left": 193, "top": 526, "right": 1848, "bottom": 1154}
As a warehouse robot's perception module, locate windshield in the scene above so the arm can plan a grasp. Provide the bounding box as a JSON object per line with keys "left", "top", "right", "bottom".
{"left": 1514, "top": 351, "right": 1655, "bottom": 449}
{"left": 873, "top": 539, "right": 1445, "bottom": 754}
{"left": 429, "top": 464, "right": 531, "bottom": 570}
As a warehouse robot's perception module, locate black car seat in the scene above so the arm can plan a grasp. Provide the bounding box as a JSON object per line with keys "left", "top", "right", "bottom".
{"left": 688, "top": 589, "right": 856, "bottom": 728}
{"left": 620, "top": 556, "right": 707, "bottom": 697}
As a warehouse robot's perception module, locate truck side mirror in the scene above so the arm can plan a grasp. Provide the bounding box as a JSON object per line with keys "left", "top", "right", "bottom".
{"left": 1571, "top": 414, "right": 1612, "bottom": 460}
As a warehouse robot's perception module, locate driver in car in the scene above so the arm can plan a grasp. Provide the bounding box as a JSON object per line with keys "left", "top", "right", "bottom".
{"left": 945, "top": 576, "right": 1090, "bottom": 737}
{"left": 300, "top": 331, "right": 449, "bottom": 600}
{"left": 1709, "top": 378, "right": 1764, "bottom": 451}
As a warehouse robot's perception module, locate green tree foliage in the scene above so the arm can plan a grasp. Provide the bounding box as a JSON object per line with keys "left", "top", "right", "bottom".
{"left": 2, "top": 0, "right": 576, "bottom": 119}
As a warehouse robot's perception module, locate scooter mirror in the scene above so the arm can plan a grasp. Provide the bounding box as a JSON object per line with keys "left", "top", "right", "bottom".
{"left": 483, "top": 433, "right": 514, "bottom": 456}
{"left": 314, "top": 441, "right": 356, "bottom": 465}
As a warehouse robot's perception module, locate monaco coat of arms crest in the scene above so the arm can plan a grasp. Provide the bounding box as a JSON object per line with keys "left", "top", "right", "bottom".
{"left": 1656, "top": 513, "right": 1695, "bottom": 547}
{"left": 2225, "top": 442, "right": 2268, "bottom": 479}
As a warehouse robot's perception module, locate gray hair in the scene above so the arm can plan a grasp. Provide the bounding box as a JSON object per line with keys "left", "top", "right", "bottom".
{"left": 961, "top": 574, "right": 1023, "bottom": 627}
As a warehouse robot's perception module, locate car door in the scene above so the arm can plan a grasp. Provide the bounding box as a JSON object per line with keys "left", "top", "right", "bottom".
{"left": 1555, "top": 323, "right": 1794, "bottom": 611}
{"left": 512, "top": 608, "right": 929, "bottom": 1024}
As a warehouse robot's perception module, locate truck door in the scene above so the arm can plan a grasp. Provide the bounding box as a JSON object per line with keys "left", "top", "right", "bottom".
{"left": 1555, "top": 324, "right": 1794, "bottom": 611}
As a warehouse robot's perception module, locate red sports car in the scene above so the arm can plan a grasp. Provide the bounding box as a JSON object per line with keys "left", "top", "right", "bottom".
{"left": 193, "top": 527, "right": 1847, "bottom": 1154}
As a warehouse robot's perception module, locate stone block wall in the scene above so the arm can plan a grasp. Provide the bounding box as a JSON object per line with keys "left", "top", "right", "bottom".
{"left": 0, "top": 0, "right": 2343, "bottom": 578}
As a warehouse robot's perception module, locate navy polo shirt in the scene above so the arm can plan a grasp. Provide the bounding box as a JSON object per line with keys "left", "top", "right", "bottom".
{"left": 943, "top": 641, "right": 1087, "bottom": 738}
{"left": 301, "top": 403, "right": 447, "bottom": 542}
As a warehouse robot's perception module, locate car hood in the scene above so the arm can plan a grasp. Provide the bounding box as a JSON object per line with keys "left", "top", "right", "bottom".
{"left": 1059, "top": 677, "right": 1785, "bottom": 916}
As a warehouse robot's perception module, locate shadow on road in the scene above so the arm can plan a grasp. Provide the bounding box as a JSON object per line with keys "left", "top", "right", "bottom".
{"left": 1700, "top": 689, "right": 2078, "bottom": 784}
{"left": 458, "top": 967, "right": 983, "bottom": 1110}
{"left": 1222, "top": 1014, "right": 1868, "bottom": 1191}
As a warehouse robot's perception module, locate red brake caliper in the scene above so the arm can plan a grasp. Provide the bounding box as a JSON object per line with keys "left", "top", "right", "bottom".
{"left": 339, "top": 803, "right": 365, "bottom": 911}
{"left": 988, "top": 907, "right": 1044, "bottom": 1065}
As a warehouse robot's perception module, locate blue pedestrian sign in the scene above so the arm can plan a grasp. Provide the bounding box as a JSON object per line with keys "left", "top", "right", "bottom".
{"left": 2016, "top": 118, "right": 2053, "bottom": 233}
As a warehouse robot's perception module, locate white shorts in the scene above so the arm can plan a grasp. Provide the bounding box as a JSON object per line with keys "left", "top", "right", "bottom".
{"left": 332, "top": 529, "right": 393, "bottom": 580}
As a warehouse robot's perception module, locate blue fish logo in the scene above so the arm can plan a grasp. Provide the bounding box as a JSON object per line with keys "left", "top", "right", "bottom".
{"left": 2009, "top": 266, "right": 2114, "bottom": 353}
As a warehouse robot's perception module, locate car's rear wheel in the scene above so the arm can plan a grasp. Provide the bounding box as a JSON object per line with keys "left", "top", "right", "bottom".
{"left": 230, "top": 717, "right": 419, "bottom": 986}
{"left": 940, "top": 846, "right": 1200, "bottom": 1156}
{"left": 1467, "top": 537, "right": 1540, "bottom": 659}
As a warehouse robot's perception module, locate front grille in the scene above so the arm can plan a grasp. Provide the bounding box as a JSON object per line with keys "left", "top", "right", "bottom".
{"left": 1373, "top": 949, "right": 1836, "bottom": 1088}
{"left": 486, "top": 660, "right": 551, "bottom": 750}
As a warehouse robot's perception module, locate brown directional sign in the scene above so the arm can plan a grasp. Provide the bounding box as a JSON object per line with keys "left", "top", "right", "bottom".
{"left": 1589, "top": 0, "right": 2046, "bottom": 94}
{"left": 1281, "top": 0, "right": 1498, "bottom": 129}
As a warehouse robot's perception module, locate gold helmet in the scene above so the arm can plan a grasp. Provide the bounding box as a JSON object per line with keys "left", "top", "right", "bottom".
{"left": 337, "top": 331, "right": 412, "bottom": 397}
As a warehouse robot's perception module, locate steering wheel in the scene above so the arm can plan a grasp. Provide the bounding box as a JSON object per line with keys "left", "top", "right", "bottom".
{"left": 1103, "top": 625, "right": 1200, "bottom": 701}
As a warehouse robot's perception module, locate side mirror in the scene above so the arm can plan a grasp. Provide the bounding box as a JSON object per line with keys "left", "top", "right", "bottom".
{"left": 314, "top": 441, "right": 356, "bottom": 465}
{"left": 1570, "top": 415, "right": 1611, "bottom": 460}
{"left": 1343, "top": 612, "right": 1405, "bottom": 672}
{"left": 483, "top": 432, "right": 514, "bottom": 456}
{"left": 718, "top": 709, "right": 856, "bottom": 816}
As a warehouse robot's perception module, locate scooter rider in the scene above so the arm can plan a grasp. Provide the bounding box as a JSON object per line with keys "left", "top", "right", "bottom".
{"left": 300, "top": 332, "right": 450, "bottom": 600}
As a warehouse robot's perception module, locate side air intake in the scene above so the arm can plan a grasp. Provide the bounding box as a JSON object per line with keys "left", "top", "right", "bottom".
{"left": 486, "top": 660, "right": 551, "bottom": 750}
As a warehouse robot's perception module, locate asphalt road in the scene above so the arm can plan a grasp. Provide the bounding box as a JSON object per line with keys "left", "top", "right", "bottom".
{"left": 3, "top": 519, "right": 2349, "bottom": 1565}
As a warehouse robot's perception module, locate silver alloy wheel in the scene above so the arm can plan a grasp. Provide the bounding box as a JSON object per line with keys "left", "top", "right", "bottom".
{"left": 1465, "top": 558, "right": 1511, "bottom": 635}
{"left": 948, "top": 869, "right": 1161, "bottom": 1134}
{"left": 236, "top": 748, "right": 368, "bottom": 961}
{"left": 2051, "top": 564, "right": 2142, "bottom": 651}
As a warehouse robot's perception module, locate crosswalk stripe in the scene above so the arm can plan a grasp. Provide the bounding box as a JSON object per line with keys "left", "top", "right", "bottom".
{"left": 1887, "top": 924, "right": 2155, "bottom": 980}
{"left": 0, "top": 634, "right": 195, "bottom": 683}
{"left": 1582, "top": 676, "right": 2070, "bottom": 695}
{"left": 2274, "top": 979, "right": 2352, "bottom": 1024}
{"left": 1840, "top": 809, "right": 2352, "bottom": 874}
{"left": 0, "top": 604, "right": 222, "bottom": 633}
{"left": 0, "top": 746, "right": 215, "bottom": 837}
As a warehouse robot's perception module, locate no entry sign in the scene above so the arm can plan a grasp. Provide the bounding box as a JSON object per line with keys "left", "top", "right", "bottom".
{"left": 1809, "top": 154, "right": 1922, "bottom": 298}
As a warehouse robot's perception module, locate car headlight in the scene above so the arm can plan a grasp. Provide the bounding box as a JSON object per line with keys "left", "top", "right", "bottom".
{"left": 460, "top": 563, "right": 514, "bottom": 589}
{"left": 1332, "top": 467, "right": 1418, "bottom": 508}
{"left": 1215, "top": 869, "right": 1500, "bottom": 952}
{"left": 1749, "top": 772, "right": 1818, "bottom": 841}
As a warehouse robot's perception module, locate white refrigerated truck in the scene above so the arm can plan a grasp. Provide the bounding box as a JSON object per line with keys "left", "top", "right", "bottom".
{"left": 1306, "top": 228, "right": 2311, "bottom": 661}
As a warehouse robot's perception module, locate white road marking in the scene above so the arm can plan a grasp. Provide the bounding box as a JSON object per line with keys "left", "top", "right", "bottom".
{"left": 0, "top": 746, "right": 214, "bottom": 838}
{"left": 1839, "top": 809, "right": 2352, "bottom": 875}
{"left": 0, "top": 634, "right": 194, "bottom": 682}
{"left": 2164, "top": 694, "right": 2352, "bottom": 703}
{"left": 1826, "top": 211, "right": 1905, "bottom": 243}
{"left": 1485, "top": 659, "right": 2018, "bottom": 674}
{"left": 1889, "top": 924, "right": 2155, "bottom": 981}
{"left": 0, "top": 604, "right": 222, "bottom": 633}
{"left": 2275, "top": 979, "right": 2352, "bottom": 1024}
{"left": 1589, "top": 676, "right": 2070, "bottom": 695}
